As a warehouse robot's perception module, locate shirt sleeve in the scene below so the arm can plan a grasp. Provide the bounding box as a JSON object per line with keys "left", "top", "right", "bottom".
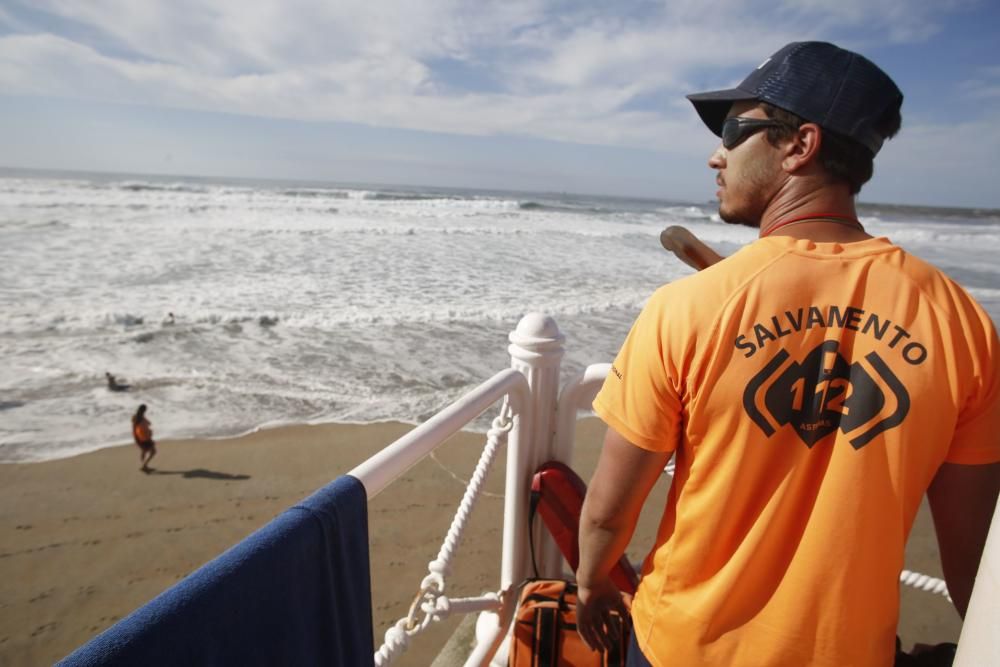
{"left": 945, "top": 311, "right": 1000, "bottom": 464}
{"left": 592, "top": 288, "right": 683, "bottom": 453}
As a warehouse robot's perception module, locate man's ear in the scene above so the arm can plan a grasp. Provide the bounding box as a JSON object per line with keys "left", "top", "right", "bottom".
{"left": 781, "top": 123, "right": 822, "bottom": 173}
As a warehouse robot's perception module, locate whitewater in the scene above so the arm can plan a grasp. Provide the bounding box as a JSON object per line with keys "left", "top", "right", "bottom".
{"left": 1, "top": 170, "right": 998, "bottom": 461}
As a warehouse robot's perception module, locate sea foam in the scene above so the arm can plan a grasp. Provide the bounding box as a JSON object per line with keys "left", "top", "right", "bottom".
{"left": 1, "top": 172, "right": 997, "bottom": 462}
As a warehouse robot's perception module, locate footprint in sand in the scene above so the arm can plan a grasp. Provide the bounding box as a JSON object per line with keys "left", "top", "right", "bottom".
{"left": 15, "top": 524, "right": 32, "bottom": 530}
{"left": 30, "top": 622, "right": 57, "bottom": 637}
{"left": 28, "top": 590, "right": 53, "bottom": 603}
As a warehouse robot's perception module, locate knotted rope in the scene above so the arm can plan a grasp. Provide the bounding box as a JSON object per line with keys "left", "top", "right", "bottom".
{"left": 374, "top": 401, "right": 512, "bottom": 666}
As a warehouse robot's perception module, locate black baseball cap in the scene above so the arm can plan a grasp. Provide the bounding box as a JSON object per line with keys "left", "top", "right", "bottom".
{"left": 687, "top": 41, "right": 903, "bottom": 155}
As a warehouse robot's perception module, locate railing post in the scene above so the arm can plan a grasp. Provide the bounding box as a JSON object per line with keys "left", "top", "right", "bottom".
{"left": 502, "top": 313, "right": 566, "bottom": 590}
{"left": 954, "top": 499, "right": 1000, "bottom": 665}
{"left": 473, "top": 314, "right": 565, "bottom": 666}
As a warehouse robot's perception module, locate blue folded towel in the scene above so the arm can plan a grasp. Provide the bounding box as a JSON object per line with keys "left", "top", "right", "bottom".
{"left": 59, "top": 475, "right": 374, "bottom": 666}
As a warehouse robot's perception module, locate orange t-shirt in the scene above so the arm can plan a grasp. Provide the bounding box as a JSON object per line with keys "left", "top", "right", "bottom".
{"left": 593, "top": 236, "right": 1000, "bottom": 667}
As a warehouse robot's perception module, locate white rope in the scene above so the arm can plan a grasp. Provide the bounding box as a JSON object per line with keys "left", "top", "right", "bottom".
{"left": 373, "top": 594, "right": 503, "bottom": 666}
{"left": 900, "top": 569, "right": 951, "bottom": 600}
{"left": 427, "top": 401, "right": 512, "bottom": 582}
{"left": 374, "top": 401, "right": 513, "bottom": 667}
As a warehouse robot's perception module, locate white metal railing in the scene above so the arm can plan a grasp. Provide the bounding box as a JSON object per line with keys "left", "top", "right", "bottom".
{"left": 349, "top": 368, "right": 530, "bottom": 499}
{"left": 954, "top": 498, "right": 1000, "bottom": 665}
{"left": 349, "top": 312, "right": 566, "bottom": 667}
{"left": 369, "top": 406, "right": 514, "bottom": 666}
{"left": 553, "top": 362, "right": 611, "bottom": 466}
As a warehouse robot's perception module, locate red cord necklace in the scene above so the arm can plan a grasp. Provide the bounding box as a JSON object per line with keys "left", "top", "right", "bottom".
{"left": 762, "top": 213, "right": 864, "bottom": 237}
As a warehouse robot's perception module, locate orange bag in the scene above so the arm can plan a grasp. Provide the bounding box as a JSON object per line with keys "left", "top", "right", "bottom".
{"left": 509, "top": 579, "right": 627, "bottom": 667}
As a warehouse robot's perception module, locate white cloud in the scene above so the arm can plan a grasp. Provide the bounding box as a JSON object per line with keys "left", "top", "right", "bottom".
{"left": 13, "top": 0, "right": 546, "bottom": 74}
{"left": 777, "top": 0, "right": 977, "bottom": 43}
{"left": 0, "top": 27, "right": 713, "bottom": 154}
{"left": 863, "top": 111, "right": 1000, "bottom": 206}
{"left": 0, "top": 0, "right": 991, "bottom": 160}
{"left": 958, "top": 65, "right": 1000, "bottom": 100}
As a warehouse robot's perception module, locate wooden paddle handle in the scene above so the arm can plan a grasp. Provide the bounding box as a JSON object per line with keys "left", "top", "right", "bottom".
{"left": 660, "top": 225, "right": 724, "bottom": 271}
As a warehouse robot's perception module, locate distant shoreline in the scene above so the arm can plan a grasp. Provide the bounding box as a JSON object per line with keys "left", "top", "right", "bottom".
{"left": 3, "top": 164, "right": 998, "bottom": 216}
{"left": 0, "top": 416, "right": 436, "bottom": 465}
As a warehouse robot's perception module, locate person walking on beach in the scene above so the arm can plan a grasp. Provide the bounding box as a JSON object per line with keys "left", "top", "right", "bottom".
{"left": 132, "top": 404, "right": 156, "bottom": 473}
{"left": 576, "top": 42, "right": 1000, "bottom": 667}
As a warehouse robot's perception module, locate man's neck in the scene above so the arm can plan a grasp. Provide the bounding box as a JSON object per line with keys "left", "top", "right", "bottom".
{"left": 757, "top": 185, "right": 868, "bottom": 242}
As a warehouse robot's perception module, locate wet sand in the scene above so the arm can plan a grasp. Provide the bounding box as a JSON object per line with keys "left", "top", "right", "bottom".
{"left": 0, "top": 418, "right": 961, "bottom": 666}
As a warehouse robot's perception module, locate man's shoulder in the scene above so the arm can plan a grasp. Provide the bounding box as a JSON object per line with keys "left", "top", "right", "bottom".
{"left": 890, "top": 245, "right": 996, "bottom": 326}
{"left": 652, "top": 241, "right": 779, "bottom": 307}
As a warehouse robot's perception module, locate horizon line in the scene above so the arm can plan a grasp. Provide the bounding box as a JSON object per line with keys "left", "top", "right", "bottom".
{"left": 2, "top": 164, "right": 997, "bottom": 216}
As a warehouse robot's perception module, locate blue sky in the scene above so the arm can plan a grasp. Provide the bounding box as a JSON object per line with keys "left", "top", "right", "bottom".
{"left": 1, "top": 0, "right": 998, "bottom": 207}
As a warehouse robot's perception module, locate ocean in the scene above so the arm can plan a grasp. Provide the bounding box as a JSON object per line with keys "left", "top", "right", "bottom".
{"left": 1, "top": 169, "right": 998, "bottom": 462}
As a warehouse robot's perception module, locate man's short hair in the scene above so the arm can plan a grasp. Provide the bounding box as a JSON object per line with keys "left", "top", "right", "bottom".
{"left": 760, "top": 102, "right": 902, "bottom": 195}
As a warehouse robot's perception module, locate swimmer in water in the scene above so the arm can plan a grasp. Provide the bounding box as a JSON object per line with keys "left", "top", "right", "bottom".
{"left": 106, "top": 372, "right": 130, "bottom": 392}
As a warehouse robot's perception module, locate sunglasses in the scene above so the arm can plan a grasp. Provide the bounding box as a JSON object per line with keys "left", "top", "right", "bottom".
{"left": 721, "top": 117, "right": 786, "bottom": 149}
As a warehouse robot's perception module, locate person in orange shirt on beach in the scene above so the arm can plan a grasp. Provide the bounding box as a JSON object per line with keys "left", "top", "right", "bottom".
{"left": 576, "top": 42, "right": 1000, "bottom": 666}
{"left": 132, "top": 404, "right": 157, "bottom": 473}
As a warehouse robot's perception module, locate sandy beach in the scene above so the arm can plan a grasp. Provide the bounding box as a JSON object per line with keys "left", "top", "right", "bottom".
{"left": 0, "top": 417, "right": 962, "bottom": 666}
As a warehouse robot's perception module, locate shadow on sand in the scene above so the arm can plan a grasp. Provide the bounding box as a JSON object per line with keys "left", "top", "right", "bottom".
{"left": 148, "top": 468, "right": 251, "bottom": 481}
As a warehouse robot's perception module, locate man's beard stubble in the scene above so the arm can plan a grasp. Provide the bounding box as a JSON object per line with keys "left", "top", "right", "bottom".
{"left": 718, "top": 204, "right": 760, "bottom": 229}
{"left": 716, "top": 159, "right": 775, "bottom": 229}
